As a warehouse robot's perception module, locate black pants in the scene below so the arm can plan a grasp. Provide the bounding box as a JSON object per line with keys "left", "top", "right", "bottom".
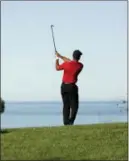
{"left": 61, "top": 83, "right": 79, "bottom": 125}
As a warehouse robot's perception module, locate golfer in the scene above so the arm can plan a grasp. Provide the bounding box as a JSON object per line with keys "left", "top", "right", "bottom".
{"left": 55, "top": 50, "right": 83, "bottom": 125}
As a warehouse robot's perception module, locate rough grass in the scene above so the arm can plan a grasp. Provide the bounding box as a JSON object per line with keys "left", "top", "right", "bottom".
{"left": 1, "top": 123, "right": 128, "bottom": 160}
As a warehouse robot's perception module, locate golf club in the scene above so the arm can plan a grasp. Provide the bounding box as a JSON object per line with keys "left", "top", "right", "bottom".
{"left": 51, "top": 25, "right": 57, "bottom": 53}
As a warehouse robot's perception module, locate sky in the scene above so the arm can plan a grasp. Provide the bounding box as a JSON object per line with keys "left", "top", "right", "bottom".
{"left": 1, "top": 1, "right": 127, "bottom": 101}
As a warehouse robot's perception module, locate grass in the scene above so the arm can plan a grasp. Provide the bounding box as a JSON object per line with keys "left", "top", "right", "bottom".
{"left": 1, "top": 123, "right": 128, "bottom": 160}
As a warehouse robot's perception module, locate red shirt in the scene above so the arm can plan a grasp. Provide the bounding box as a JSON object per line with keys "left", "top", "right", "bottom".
{"left": 58, "top": 60, "right": 83, "bottom": 83}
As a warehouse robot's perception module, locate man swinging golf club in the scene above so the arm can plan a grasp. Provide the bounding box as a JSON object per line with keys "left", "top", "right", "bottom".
{"left": 55, "top": 50, "right": 83, "bottom": 125}
{"left": 50, "top": 25, "right": 83, "bottom": 125}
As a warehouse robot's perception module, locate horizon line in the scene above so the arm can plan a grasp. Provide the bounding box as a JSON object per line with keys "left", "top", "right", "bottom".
{"left": 4, "top": 99, "right": 127, "bottom": 103}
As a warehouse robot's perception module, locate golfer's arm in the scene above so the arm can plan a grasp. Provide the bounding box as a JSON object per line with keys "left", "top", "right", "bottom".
{"left": 55, "top": 59, "right": 61, "bottom": 71}
{"left": 59, "top": 55, "right": 71, "bottom": 62}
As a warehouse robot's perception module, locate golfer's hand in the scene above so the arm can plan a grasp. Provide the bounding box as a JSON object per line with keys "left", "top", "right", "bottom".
{"left": 55, "top": 52, "right": 61, "bottom": 58}
{"left": 55, "top": 52, "right": 59, "bottom": 61}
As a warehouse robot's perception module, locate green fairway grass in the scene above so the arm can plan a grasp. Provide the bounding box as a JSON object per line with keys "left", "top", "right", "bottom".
{"left": 1, "top": 123, "right": 128, "bottom": 160}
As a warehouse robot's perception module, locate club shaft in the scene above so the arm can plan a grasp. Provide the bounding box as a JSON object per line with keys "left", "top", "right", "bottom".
{"left": 51, "top": 26, "right": 57, "bottom": 52}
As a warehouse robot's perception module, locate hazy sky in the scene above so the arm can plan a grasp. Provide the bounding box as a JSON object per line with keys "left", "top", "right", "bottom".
{"left": 1, "top": 1, "right": 127, "bottom": 101}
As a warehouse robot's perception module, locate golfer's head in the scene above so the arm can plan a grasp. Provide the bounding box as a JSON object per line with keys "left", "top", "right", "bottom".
{"left": 73, "top": 50, "right": 82, "bottom": 61}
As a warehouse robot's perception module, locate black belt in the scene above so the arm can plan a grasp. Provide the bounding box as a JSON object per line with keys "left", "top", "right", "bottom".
{"left": 62, "top": 82, "right": 75, "bottom": 85}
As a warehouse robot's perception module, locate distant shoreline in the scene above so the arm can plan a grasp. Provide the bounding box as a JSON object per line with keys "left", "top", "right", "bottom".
{"left": 4, "top": 100, "right": 127, "bottom": 104}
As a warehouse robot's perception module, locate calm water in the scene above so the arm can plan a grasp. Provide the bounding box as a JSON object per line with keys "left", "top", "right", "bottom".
{"left": 1, "top": 101, "right": 128, "bottom": 128}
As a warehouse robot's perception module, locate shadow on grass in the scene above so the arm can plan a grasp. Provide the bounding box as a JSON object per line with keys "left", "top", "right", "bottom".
{"left": 0, "top": 129, "right": 10, "bottom": 134}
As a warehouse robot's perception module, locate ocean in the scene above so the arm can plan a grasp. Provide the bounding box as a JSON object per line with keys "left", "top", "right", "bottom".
{"left": 1, "top": 101, "right": 128, "bottom": 129}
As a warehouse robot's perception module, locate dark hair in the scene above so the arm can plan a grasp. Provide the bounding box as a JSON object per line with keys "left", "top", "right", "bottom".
{"left": 73, "top": 50, "right": 82, "bottom": 60}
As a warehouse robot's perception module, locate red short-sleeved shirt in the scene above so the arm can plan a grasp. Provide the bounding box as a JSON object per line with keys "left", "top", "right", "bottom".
{"left": 58, "top": 60, "right": 83, "bottom": 83}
